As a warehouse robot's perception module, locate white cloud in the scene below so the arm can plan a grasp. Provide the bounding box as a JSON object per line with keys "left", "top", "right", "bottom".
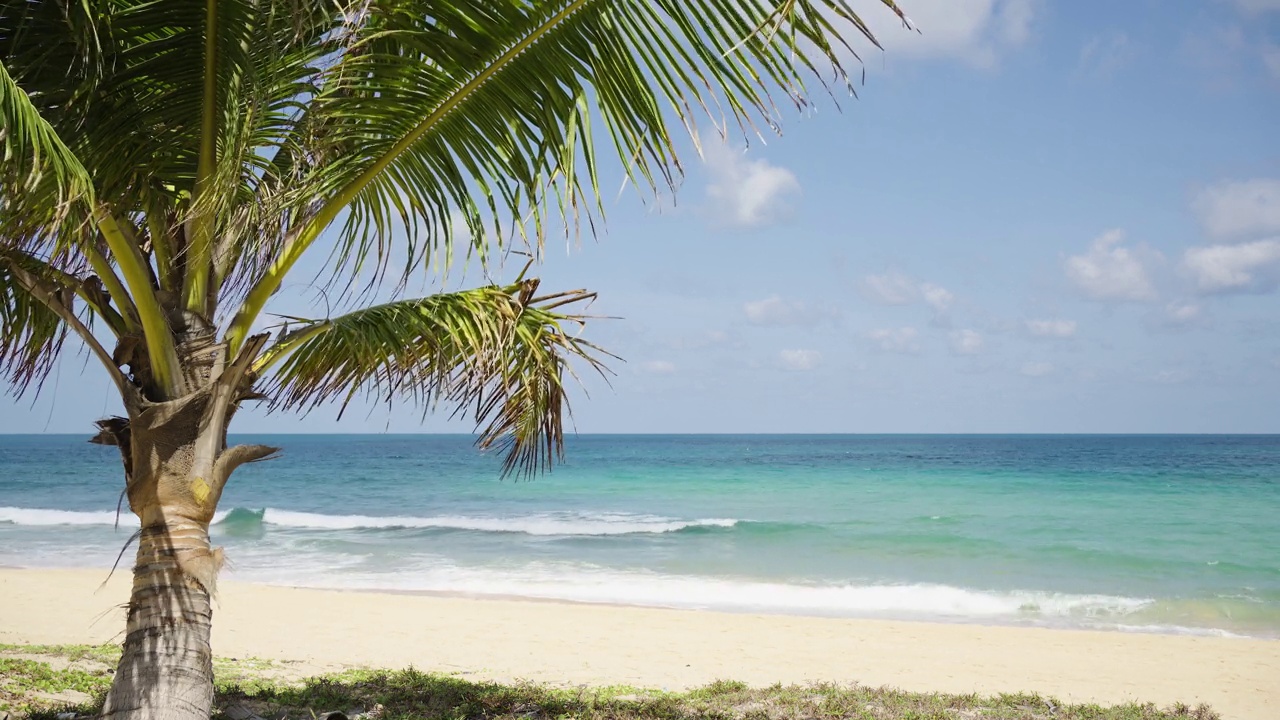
{"left": 1064, "top": 229, "right": 1157, "bottom": 302}
{"left": 860, "top": 272, "right": 919, "bottom": 305}
{"left": 1226, "top": 0, "right": 1280, "bottom": 13}
{"left": 743, "top": 295, "right": 815, "bottom": 326}
{"left": 860, "top": 0, "right": 1037, "bottom": 68}
{"left": 921, "top": 283, "right": 955, "bottom": 312}
{"left": 668, "top": 329, "right": 735, "bottom": 351}
{"left": 1265, "top": 45, "right": 1280, "bottom": 78}
{"left": 1182, "top": 239, "right": 1280, "bottom": 293}
{"left": 1150, "top": 369, "right": 1193, "bottom": 384}
{"left": 868, "top": 327, "right": 921, "bottom": 354}
{"left": 703, "top": 138, "right": 800, "bottom": 228}
{"left": 1163, "top": 301, "right": 1203, "bottom": 327}
{"left": 1077, "top": 31, "right": 1132, "bottom": 79}
{"left": 949, "top": 329, "right": 984, "bottom": 355}
{"left": 1192, "top": 2, "right": 1280, "bottom": 85}
{"left": 640, "top": 360, "right": 676, "bottom": 375}
{"left": 1025, "top": 319, "right": 1078, "bottom": 338}
{"left": 1193, "top": 179, "right": 1280, "bottom": 240}
{"left": 779, "top": 349, "right": 822, "bottom": 371}
{"left": 1020, "top": 361, "right": 1055, "bottom": 377}
{"left": 860, "top": 274, "right": 955, "bottom": 317}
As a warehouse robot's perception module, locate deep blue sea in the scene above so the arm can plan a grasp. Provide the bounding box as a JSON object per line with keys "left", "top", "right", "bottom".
{"left": 2, "top": 434, "right": 1278, "bottom": 638}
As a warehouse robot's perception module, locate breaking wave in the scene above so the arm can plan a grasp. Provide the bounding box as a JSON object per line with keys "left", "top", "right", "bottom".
{"left": 0, "top": 506, "right": 738, "bottom": 536}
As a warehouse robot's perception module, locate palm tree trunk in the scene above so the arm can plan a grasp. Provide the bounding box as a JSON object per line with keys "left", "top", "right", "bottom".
{"left": 100, "top": 514, "right": 217, "bottom": 720}
{"left": 98, "top": 408, "right": 224, "bottom": 720}
{"left": 94, "top": 366, "right": 277, "bottom": 720}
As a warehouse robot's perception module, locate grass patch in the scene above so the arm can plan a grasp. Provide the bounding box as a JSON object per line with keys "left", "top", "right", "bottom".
{"left": 0, "top": 644, "right": 120, "bottom": 666}
{"left": 0, "top": 645, "right": 1220, "bottom": 720}
{"left": 0, "top": 655, "right": 112, "bottom": 717}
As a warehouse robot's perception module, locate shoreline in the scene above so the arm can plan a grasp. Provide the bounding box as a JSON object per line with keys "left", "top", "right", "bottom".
{"left": 226, "top": 580, "right": 1274, "bottom": 641}
{"left": 4, "top": 561, "right": 1269, "bottom": 641}
{"left": 2, "top": 567, "right": 1278, "bottom": 719}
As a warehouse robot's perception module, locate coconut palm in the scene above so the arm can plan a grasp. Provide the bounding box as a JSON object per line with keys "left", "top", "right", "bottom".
{"left": 0, "top": 0, "right": 906, "bottom": 717}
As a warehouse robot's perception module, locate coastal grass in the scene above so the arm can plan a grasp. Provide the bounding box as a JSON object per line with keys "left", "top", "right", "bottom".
{"left": 0, "top": 644, "right": 1219, "bottom": 720}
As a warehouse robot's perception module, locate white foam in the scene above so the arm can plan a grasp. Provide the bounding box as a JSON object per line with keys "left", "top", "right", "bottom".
{"left": 255, "top": 509, "right": 738, "bottom": 535}
{"left": 0, "top": 506, "right": 235, "bottom": 527}
{"left": 1104, "top": 623, "right": 1251, "bottom": 638}
{"left": 230, "top": 560, "right": 1155, "bottom": 621}
{"left": 0, "top": 506, "right": 131, "bottom": 526}
{"left": 0, "top": 505, "right": 735, "bottom": 536}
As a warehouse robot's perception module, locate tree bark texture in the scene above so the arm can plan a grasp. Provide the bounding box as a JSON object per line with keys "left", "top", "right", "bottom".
{"left": 96, "top": 334, "right": 275, "bottom": 720}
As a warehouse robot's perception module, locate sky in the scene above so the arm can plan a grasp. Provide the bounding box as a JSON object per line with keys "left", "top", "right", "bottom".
{"left": 4, "top": 0, "right": 1279, "bottom": 435}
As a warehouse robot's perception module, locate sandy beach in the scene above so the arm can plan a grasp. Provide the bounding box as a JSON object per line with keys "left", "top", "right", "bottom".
{"left": 0, "top": 568, "right": 1276, "bottom": 719}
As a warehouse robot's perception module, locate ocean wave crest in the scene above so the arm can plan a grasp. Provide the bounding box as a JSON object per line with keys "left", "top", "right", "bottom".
{"left": 0, "top": 507, "right": 136, "bottom": 526}
{"left": 235, "top": 509, "right": 739, "bottom": 535}
{"left": 231, "top": 560, "right": 1157, "bottom": 622}
{"left": 0, "top": 505, "right": 738, "bottom": 536}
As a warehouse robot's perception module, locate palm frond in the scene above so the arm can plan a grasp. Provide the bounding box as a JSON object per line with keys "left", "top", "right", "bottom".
{"left": 2, "top": 0, "right": 908, "bottom": 443}
{"left": 187, "top": 0, "right": 339, "bottom": 315}
{"left": 225, "top": 0, "right": 909, "bottom": 354}
{"left": 1, "top": 0, "right": 336, "bottom": 305}
{"left": 2, "top": 0, "right": 337, "bottom": 398}
{"left": 2, "top": 0, "right": 199, "bottom": 226}
{"left": 262, "top": 279, "right": 610, "bottom": 476}
{"left": 0, "top": 251, "right": 70, "bottom": 396}
{"left": 0, "top": 58, "right": 95, "bottom": 247}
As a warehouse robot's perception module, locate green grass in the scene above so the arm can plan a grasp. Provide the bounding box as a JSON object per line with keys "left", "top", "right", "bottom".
{"left": 0, "top": 645, "right": 1220, "bottom": 720}
{"left": 0, "top": 643, "right": 121, "bottom": 666}
{"left": 0, "top": 647, "right": 115, "bottom": 717}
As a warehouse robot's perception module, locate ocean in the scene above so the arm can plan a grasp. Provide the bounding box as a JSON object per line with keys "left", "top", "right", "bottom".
{"left": 1, "top": 434, "right": 1277, "bottom": 638}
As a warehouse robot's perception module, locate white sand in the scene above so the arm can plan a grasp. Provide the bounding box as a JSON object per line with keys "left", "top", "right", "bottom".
{"left": 2, "top": 568, "right": 1277, "bottom": 719}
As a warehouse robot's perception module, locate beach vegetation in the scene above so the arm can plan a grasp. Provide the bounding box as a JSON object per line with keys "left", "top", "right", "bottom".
{"left": 0, "top": 644, "right": 1221, "bottom": 720}
{"left": 1, "top": 0, "right": 911, "bottom": 717}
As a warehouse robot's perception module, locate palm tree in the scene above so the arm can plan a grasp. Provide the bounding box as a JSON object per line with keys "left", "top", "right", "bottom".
{"left": 1, "top": 0, "right": 905, "bottom": 717}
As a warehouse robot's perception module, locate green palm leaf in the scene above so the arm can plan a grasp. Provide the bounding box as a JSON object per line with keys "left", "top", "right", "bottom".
{"left": 262, "top": 278, "right": 609, "bottom": 475}
{"left": 0, "top": 250, "right": 71, "bottom": 395}
{"left": 0, "top": 58, "right": 95, "bottom": 246}
{"left": 224, "top": 0, "right": 908, "bottom": 352}
{"left": 3, "top": 0, "right": 908, "bottom": 454}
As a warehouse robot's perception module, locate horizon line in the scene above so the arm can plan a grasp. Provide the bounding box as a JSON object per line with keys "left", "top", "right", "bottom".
{"left": 2, "top": 431, "right": 1278, "bottom": 437}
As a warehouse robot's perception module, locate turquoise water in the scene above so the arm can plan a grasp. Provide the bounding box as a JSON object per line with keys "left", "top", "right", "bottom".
{"left": 1, "top": 434, "right": 1278, "bottom": 637}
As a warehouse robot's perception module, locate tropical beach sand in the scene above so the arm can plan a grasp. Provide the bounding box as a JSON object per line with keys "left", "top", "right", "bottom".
{"left": 1, "top": 568, "right": 1277, "bottom": 720}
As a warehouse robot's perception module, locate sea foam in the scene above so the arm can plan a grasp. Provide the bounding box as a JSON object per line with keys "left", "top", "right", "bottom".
{"left": 228, "top": 560, "right": 1157, "bottom": 623}
{"left": 0, "top": 507, "right": 134, "bottom": 526}
{"left": 246, "top": 508, "right": 737, "bottom": 535}
{"left": 0, "top": 506, "right": 236, "bottom": 527}
{"left": 0, "top": 505, "right": 737, "bottom": 536}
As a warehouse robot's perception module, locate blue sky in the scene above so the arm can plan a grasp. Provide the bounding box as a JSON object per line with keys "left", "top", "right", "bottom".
{"left": 4, "top": 0, "right": 1279, "bottom": 434}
